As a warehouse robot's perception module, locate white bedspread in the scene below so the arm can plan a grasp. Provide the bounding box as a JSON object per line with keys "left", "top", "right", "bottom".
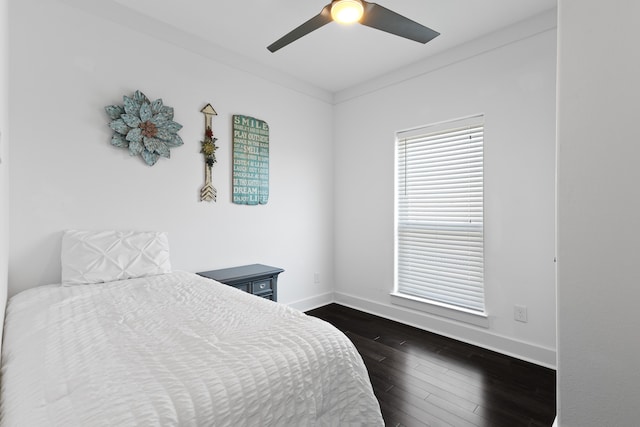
{"left": 0, "top": 272, "right": 383, "bottom": 426}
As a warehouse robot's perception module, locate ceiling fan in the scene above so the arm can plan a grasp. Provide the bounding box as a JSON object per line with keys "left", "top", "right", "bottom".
{"left": 267, "top": 0, "right": 440, "bottom": 53}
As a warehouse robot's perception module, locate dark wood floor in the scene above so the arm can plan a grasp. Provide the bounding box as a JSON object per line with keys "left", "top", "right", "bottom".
{"left": 306, "top": 304, "right": 556, "bottom": 427}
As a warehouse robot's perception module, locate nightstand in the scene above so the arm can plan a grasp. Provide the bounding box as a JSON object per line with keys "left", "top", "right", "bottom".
{"left": 197, "top": 264, "right": 284, "bottom": 301}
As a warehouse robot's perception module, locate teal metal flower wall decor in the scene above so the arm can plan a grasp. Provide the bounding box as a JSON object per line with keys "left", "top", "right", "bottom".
{"left": 105, "top": 90, "right": 183, "bottom": 166}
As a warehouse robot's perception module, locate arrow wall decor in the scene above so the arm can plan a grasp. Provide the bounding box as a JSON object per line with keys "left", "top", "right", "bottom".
{"left": 200, "top": 103, "right": 218, "bottom": 202}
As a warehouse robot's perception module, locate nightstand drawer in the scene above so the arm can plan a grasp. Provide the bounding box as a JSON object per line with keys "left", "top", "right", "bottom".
{"left": 232, "top": 282, "right": 250, "bottom": 293}
{"left": 252, "top": 279, "right": 273, "bottom": 295}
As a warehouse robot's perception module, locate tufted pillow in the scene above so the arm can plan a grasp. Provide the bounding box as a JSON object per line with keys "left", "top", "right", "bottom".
{"left": 61, "top": 230, "right": 172, "bottom": 285}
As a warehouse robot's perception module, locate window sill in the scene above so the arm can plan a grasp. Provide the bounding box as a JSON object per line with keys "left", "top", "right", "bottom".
{"left": 390, "top": 292, "right": 490, "bottom": 328}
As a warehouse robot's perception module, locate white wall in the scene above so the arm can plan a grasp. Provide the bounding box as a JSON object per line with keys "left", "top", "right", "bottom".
{"left": 0, "top": 0, "right": 9, "bottom": 334}
{"left": 557, "top": 0, "right": 640, "bottom": 425}
{"left": 333, "top": 12, "right": 557, "bottom": 366}
{"left": 8, "top": 0, "right": 335, "bottom": 309}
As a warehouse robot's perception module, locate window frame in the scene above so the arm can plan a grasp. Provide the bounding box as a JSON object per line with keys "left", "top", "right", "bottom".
{"left": 392, "top": 115, "right": 488, "bottom": 328}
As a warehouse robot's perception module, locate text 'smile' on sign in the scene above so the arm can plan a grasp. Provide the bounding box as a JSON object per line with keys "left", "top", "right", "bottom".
{"left": 232, "top": 115, "right": 269, "bottom": 205}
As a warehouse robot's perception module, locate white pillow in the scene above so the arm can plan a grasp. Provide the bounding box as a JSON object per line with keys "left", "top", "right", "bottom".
{"left": 61, "top": 230, "right": 172, "bottom": 285}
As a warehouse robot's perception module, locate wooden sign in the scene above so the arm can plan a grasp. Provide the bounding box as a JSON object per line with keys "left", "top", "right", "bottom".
{"left": 232, "top": 115, "right": 269, "bottom": 205}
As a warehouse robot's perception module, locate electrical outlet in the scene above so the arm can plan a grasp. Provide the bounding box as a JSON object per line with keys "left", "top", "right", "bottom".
{"left": 514, "top": 305, "right": 528, "bottom": 323}
{"left": 314, "top": 272, "right": 320, "bottom": 284}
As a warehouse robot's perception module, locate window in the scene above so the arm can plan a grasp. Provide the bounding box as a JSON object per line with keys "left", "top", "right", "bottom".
{"left": 394, "top": 115, "right": 485, "bottom": 320}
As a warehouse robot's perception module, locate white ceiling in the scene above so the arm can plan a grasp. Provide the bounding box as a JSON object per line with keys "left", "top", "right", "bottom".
{"left": 107, "top": 0, "right": 557, "bottom": 94}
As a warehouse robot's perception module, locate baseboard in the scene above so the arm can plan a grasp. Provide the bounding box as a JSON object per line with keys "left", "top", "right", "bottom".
{"left": 286, "top": 292, "right": 334, "bottom": 312}
{"left": 334, "top": 291, "right": 557, "bottom": 369}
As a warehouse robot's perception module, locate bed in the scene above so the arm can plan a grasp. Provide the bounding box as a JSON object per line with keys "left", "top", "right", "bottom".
{"left": 0, "top": 231, "right": 383, "bottom": 426}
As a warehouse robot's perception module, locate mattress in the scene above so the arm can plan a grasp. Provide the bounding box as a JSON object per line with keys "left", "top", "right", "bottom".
{"left": 0, "top": 271, "right": 383, "bottom": 426}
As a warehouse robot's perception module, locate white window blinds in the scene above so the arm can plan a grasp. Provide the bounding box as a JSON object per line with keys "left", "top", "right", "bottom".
{"left": 396, "top": 116, "right": 485, "bottom": 313}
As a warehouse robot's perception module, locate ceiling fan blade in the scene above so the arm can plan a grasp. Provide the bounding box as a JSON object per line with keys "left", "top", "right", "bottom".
{"left": 267, "top": 4, "right": 333, "bottom": 52}
{"left": 360, "top": 1, "right": 440, "bottom": 44}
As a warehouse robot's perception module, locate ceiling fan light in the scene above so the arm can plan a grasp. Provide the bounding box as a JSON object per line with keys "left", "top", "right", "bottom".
{"left": 331, "top": 0, "right": 364, "bottom": 24}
